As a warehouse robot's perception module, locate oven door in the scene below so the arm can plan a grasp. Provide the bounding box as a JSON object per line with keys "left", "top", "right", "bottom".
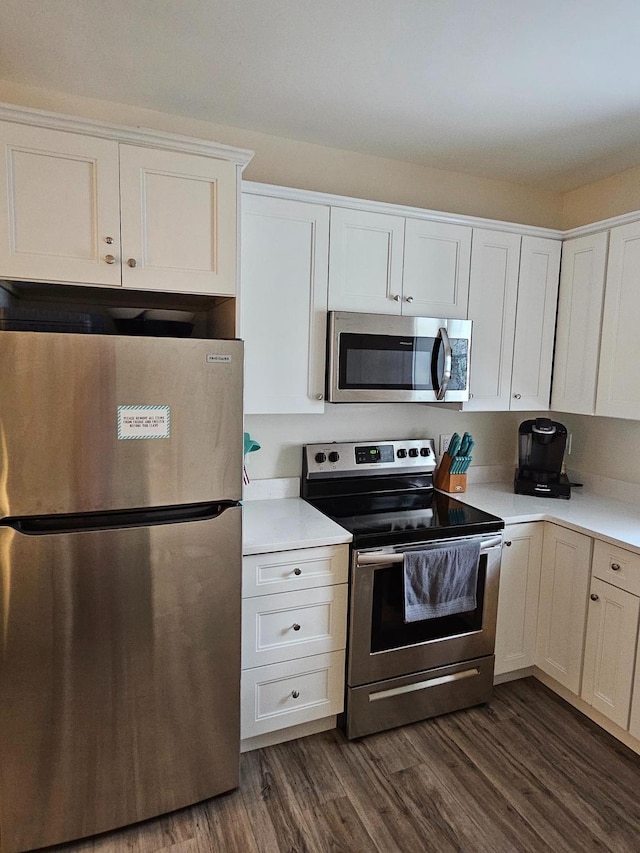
{"left": 347, "top": 533, "right": 502, "bottom": 687}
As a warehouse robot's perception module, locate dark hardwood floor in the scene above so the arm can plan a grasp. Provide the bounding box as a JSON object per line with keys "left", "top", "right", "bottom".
{"left": 50, "top": 678, "right": 640, "bottom": 853}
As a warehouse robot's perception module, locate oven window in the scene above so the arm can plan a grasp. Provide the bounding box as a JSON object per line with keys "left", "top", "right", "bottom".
{"left": 370, "top": 556, "right": 487, "bottom": 652}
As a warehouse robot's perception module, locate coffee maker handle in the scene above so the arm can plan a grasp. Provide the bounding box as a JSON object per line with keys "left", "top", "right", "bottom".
{"left": 434, "top": 327, "right": 452, "bottom": 401}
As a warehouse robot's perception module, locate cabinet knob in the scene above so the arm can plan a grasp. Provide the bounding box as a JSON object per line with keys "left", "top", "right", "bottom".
{"left": 316, "top": 393, "right": 323, "bottom": 400}
{"left": 127, "top": 258, "right": 138, "bottom": 268}
{"left": 393, "top": 294, "right": 401, "bottom": 302}
{"left": 504, "top": 541, "right": 512, "bottom": 547}
{"left": 513, "top": 393, "right": 522, "bottom": 399}
{"left": 104, "top": 254, "right": 116, "bottom": 264}
{"left": 291, "top": 690, "right": 300, "bottom": 699}
{"left": 104, "top": 236, "right": 114, "bottom": 244}
{"left": 611, "top": 563, "right": 621, "bottom": 571}
{"left": 405, "top": 295, "right": 414, "bottom": 303}
{"left": 293, "top": 568, "right": 302, "bottom": 576}
{"left": 292, "top": 623, "right": 301, "bottom": 631}
{"left": 590, "top": 593, "right": 599, "bottom": 601}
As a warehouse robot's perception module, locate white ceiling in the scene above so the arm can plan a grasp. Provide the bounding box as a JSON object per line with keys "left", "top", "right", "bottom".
{"left": 2, "top": 0, "right": 640, "bottom": 190}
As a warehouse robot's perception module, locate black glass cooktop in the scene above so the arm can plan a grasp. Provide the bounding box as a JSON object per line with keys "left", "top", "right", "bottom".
{"left": 306, "top": 489, "right": 504, "bottom": 549}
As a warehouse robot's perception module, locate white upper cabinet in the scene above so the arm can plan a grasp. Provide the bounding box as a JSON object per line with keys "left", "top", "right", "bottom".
{"left": 327, "top": 208, "right": 471, "bottom": 317}
{"left": 241, "top": 192, "right": 329, "bottom": 414}
{"left": 596, "top": 220, "right": 640, "bottom": 419}
{"left": 119, "top": 145, "right": 237, "bottom": 295}
{"left": 464, "top": 229, "right": 521, "bottom": 411}
{"left": 510, "top": 236, "right": 561, "bottom": 410}
{"left": 328, "top": 208, "right": 404, "bottom": 314}
{"left": 0, "top": 122, "right": 121, "bottom": 286}
{"left": 551, "top": 232, "right": 608, "bottom": 415}
{"left": 464, "top": 231, "right": 560, "bottom": 412}
{"left": 0, "top": 109, "right": 250, "bottom": 295}
{"left": 402, "top": 219, "right": 471, "bottom": 318}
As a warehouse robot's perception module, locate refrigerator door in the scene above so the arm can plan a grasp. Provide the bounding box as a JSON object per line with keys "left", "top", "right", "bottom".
{"left": 0, "top": 505, "right": 241, "bottom": 852}
{"left": 0, "top": 333, "right": 243, "bottom": 517}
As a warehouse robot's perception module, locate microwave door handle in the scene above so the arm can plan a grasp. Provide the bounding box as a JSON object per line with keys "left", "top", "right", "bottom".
{"left": 435, "top": 327, "right": 452, "bottom": 401}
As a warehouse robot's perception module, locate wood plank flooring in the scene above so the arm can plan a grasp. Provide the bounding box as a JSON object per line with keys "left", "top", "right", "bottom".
{"left": 49, "top": 678, "right": 640, "bottom": 853}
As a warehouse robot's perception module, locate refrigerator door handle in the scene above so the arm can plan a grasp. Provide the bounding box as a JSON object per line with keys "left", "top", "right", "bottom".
{"left": 1, "top": 500, "right": 240, "bottom": 535}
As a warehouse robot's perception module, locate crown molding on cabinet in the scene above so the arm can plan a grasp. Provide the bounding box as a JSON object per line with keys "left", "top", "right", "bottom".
{"left": 0, "top": 101, "right": 254, "bottom": 167}
{"left": 242, "top": 181, "right": 564, "bottom": 240}
{"left": 244, "top": 182, "right": 640, "bottom": 241}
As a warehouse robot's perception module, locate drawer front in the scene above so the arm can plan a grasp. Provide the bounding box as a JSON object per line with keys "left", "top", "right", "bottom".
{"left": 242, "top": 585, "right": 348, "bottom": 668}
{"left": 592, "top": 540, "right": 640, "bottom": 596}
{"left": 241, "top": 650, "right": 346, "bottom": 738}
{"left": 242, "top": 545, "right": 349, "bottom": 597}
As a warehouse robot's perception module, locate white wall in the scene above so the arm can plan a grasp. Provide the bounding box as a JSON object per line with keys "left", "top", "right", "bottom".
{"left": 244, "top": 407, "right": 529, "bottom": 482}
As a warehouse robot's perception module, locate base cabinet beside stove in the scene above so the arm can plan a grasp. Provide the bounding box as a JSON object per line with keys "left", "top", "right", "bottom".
{"left": 240, "top": 544, "right": 348, "bottom": 746}
{"left": 494, "top": 523, "right": 543, "bottom": 677}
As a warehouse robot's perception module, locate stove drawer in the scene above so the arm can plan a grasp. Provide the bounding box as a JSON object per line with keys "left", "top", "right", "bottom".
{"left": 241, "top": 650, "right": 346, "bottom": 738}
{"left": 344, "top": 655, "right": 494, "bottom": 739}
{"left": 242, "top": 545, "right": 349, "bottom": 597}
{"left": 242, "top": 585, "right": 348, "bottom": 668}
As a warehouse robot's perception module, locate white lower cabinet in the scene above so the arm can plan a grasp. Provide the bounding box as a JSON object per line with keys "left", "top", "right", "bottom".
{"left": 581, "top": 577, "right": 639, "bottom": 729}
{"left": 241, "top": 544, "right": 349, "bottom": 743}
{"left": 494, "top": 523, "right": 542, "bottom": 676}
{"left": 582, "top": 540, "right": 640, "bottom": 730}
{"left": 535, "top": 524, "right": 592, "bottom": 694}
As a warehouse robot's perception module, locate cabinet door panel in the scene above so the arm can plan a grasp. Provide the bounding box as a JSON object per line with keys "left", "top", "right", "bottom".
{"left": 464, "top": 229, "right": 521, "bottom": 411}
{"left": 551, "top": 233, "right": 608, "bottom": 415}
{"left": 494, "top": 523, "right": 543, "bottom": 676}
{"left": 328, "top": 208, "right": 404, "bottom": 313}
{"left": 241, "top": 194, "right": 329, "bottom": 414}
{"left": 581, "top": 577, "right": 639, "bottom": 729}
{"left": 596, "top": 221, "right": 640, "bottom": 419}
{"left": 119, "top": 144, "right": 236, "bottom": 295}
{"left": 536, "top": 525, "right": 591, "bottom": 694}
{"left": 0, "top": 122, "right": 120, "bottom": 285}
{"left": 402, "top": 219, "right": 471, "bottom": 318}
{"left": 510, "top": 237, "right": 561, "bottom": 410}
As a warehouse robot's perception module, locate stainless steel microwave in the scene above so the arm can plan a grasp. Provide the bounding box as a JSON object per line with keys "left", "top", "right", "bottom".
{"left": 326, "top": 311, "right": 472, "bottom": 404}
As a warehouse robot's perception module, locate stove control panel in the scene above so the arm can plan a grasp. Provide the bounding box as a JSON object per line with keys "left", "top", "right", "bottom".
{"left": 303, "top": 438, "right": 437, "bottom": 478}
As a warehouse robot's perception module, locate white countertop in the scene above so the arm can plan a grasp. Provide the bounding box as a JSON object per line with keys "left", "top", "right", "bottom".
{"left": 242, "top": 497, "right": 352, "bottom": 555}
{"left": 456, "top": 482, "right": 640, "bottom": 555}
{"left": 242, "top": 481, "right": 640, "bottom": 557}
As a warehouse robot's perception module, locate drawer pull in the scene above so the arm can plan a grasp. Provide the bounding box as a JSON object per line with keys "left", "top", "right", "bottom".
{"left": 590, "top": 593, "right": 599, "bottom": 601}
{"left": 291, "top": 690, "right": 300, "bottom": 699}
{"left": 293, "top": 568, "right": 302, "bottom": 576}
{"left": 504, "top": 541, "right": 512, "bottom": 547}
{"left": 292, "top": 623, "right": 301, "bottom": 631}
{"left": 611, "top": 562, "right": 621, "bottom": 571}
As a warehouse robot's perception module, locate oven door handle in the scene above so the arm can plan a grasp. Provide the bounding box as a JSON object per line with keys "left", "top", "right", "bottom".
{"left": 432, "top": 326, "right": 452, "bottom": 401}
{"left": 356, "top": 535, "right": 503, "bottom": 567}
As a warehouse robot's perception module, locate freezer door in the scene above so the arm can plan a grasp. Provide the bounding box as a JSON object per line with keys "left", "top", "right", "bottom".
{"left": 0, "top": 506, "right": 241, "bottom": 852}
{"left": 0, "top": 333, "right": 243, "bottom": 517}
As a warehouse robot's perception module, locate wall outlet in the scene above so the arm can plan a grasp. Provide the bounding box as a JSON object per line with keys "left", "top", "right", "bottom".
{"left": 439, "top": 434, "right": 452, "bottom": 458}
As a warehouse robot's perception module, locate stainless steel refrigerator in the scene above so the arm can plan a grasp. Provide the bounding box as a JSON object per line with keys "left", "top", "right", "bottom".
{"left": 0, "top": 332, "right": 243, "bottom": 852}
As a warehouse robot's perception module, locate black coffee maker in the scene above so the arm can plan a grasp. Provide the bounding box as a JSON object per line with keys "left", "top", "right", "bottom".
{"left": 514, "top": 418, "right": 571, "bottom": 499}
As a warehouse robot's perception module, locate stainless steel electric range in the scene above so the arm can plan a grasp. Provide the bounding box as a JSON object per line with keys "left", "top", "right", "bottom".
{"left": 302, "top": 438, "right": 504, "bottom": 739}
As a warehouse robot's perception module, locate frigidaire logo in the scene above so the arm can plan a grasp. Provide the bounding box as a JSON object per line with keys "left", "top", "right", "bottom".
{"left": 206, "top": 354, "right": 232, "bottom": 363}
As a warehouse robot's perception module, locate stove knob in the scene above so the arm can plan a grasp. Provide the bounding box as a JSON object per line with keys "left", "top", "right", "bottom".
{"left": 328, "top": 451, "right": 340, "bottom": 463}
{"left": 420, "top": 447, "right": 431, "bottom": 457}
{"left": 409, "top": 448, "right": 419, "bottom": 458}
{"left": 397, "top": 448, "right": 407, "bottom": 459}
{"left": 315, "top": 452, "right": 326, "bottom": 463}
